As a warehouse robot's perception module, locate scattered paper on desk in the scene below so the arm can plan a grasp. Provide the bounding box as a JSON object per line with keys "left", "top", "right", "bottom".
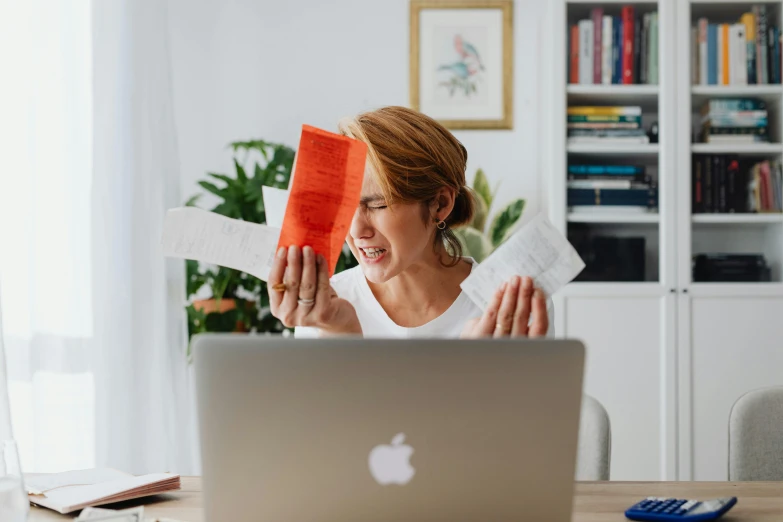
{"left": 261, "top": 186, "right": 290, "bottom": 229}
{"left": 25, "top": 468, "right": 128, "bottom": 495}
{"left": 460, "top": 213, "right": 585, "bottom": 310}
{"left": 277, "top": 125, "right": 366, "bottom": 276}
{"left": 77, "top": 506, "right": 144, "bottom": 521}
{"left": 27, "top": 469, "right": 180, "bottom": 515}
{"left": 161, "top": 207, "right": 280, "bottom": 281}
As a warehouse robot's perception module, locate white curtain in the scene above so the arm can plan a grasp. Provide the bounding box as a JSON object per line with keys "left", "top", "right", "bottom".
{"left": 0, "top": 0, "right": 197, "bottom": 475}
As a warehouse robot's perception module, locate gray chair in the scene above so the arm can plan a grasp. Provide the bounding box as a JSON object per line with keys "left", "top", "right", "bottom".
{"left": 728, "top": 385, "right": 783, "bottom": 481}
{"left": 576, "top": 394, "right": 611, "bottom": 481}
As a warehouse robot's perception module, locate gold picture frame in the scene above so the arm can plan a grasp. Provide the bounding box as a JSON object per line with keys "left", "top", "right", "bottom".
{"left": 410, "top": 0, "right": 513, "bottom": 130}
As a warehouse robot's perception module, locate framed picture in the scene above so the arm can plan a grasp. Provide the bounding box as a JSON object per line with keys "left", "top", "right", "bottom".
{"left": 410, "top": 0, "right": 513, "bottom": 130}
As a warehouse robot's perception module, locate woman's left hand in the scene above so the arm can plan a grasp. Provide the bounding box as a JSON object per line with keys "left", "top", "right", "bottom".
{"left": 460, "top": 276, "right": 548, "bottom": 338}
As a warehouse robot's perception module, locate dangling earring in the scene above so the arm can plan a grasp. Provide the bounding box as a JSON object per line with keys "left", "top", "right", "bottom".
{"left": 435, "top": 219, "right": 447, "bottom": 230}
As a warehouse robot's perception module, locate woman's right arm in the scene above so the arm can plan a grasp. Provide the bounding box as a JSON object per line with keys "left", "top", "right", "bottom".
{"left": 268, "top": 245, "right": 362, "bottom": 336}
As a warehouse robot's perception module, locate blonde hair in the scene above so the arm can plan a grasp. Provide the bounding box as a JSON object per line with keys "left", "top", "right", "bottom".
{"left": 338, "top": 106, "right": 475, "bottom": 265}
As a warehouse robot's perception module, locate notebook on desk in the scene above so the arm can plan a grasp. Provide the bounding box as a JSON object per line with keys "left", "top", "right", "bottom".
{"left": 25, "top": 468, "right": 181, "bottom": 514}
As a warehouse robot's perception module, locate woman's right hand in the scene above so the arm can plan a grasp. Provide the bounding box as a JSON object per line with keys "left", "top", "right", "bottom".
{"left": 268, "top": 245, "right": 362, "bottom": 335}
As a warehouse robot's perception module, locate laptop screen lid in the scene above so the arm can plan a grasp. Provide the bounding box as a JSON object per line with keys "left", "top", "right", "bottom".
{"left": 193, "top": 336, "right": 585, "bottom": 522}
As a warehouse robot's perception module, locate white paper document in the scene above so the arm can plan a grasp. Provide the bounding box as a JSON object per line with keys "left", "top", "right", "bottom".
{"left": 460, "top": 213, "right": 585, "bottom": 310}
{"left": 25, "top": 468, "right": 180, "bottom": 515}
{"left": 25, "top": 468, "right": 128, "bottom": 495}
{"left": 161, "top": 207, "right": 281, "bottom": 281}
{"left": 77, "top": 506, "right": 144, "bottom": 521}
{"left": 261, "top": 186, "right": 290, "bottom": 229}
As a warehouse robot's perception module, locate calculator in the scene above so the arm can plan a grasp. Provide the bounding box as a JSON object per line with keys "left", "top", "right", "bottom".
{"left": 625, "top": 496, "right": 737, "bottom": 521}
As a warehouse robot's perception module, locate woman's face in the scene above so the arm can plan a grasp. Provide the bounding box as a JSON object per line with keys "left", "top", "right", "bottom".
{"left": 347, "top": 171, "right": 437, "bottom": 284}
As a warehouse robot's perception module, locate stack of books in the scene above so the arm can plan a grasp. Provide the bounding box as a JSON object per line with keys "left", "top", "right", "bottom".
{"left": 569, "top": 6, "right": 659, "bottom": 85}
{"left": 692, "top": 6, "right": 781, "bottom": 85}
{"left": 698, "top": 98, "right": 768, "bottom": 144}
{"left": 692, "top": 155, "right": 782, "bottom": 213}
{"left": 692, "top": 254, "right": 770, "bottom": 282}
{"left": 568, "top": 106, "right": 649, "bottom": 144}
{"left": 567, "top": 164, "right": 658, "bottom": 213}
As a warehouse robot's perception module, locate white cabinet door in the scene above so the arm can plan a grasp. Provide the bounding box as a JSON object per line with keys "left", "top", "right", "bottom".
{"left": 563, "top": 293, "right": 675, "bottom": 481}
{"left": 686, "top": 296, "right": 783, "bottom": 481}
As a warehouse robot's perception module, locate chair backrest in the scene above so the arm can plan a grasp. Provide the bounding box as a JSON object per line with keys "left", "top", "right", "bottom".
{"left": 729, "top": 385, "right": 783, "bottom": 481}
{"left": 576, "top": 394, "right": 611, "bottom": 481}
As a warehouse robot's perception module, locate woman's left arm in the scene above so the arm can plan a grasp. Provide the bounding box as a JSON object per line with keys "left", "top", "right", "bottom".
{"left": 461, "top": 275, "right": 549, "bottom": 338}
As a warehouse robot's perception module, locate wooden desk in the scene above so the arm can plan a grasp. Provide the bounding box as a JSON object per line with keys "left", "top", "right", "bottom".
{"left": 28, "top": 478, "right": 782, "bottom": 521}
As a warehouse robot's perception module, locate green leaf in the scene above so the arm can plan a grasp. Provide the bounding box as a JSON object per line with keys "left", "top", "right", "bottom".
{"left": 234, "top": 159, "right": 248, "bottom": 183}
{"left": 473, "top": 168, "right": 493, "bottom": 211}
{"left": 489, "top": 199, "right": 525, "bottom": 247}
{"left": 453, "top": 227, "right": 494, "bottom": 263}
{"left": 471, "top": 190, "right": 489, "bottom": 232}
{"left": 204, "top": 308, "right": 239, "bottom": 332}
{"left": 184, "top": 194, "right": 201, "bottom": 207}
{"left": 198, "top": 181, "right": 227, "bottom": 198}
{"left": 211, "top": 202, "right": 240, "bottom": 219}
{"left": 207, "top": 172, "right": 235, "bottom": 187}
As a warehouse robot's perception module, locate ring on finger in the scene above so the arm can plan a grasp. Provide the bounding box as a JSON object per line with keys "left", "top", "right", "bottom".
{"left": 297, "top": 297, "right": 315, "bottom": 307}
{"left": 495, "top": 321, "right": 511, "bottom": 332}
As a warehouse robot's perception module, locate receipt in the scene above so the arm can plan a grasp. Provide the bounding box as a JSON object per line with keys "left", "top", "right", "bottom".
{"left": 261, "top": 186, "right": 289, "bottom": 229}
{"left": 460, "top": 213, "right": 585, "bottom": 310}
{"left": 277, "top": 125, "right": 366, "bottom": 276}
{"left": 161, "top": 207, "right": 280, "bottom": 281}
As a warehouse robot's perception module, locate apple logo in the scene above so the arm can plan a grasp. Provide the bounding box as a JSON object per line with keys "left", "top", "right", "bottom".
{"left": 368, "top": 433, "right": 415, "bottom": 485}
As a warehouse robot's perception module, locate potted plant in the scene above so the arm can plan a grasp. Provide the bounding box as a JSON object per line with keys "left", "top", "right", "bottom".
{"left": 184, "top": 139, "right": 359, "bottom": 354}
{"left": 453, "top": 168, "right": 525, "bottom": 263}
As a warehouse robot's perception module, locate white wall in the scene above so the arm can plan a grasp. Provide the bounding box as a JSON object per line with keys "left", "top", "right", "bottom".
{"left": 168, "top": 0, "right": 544, "bottom": 220}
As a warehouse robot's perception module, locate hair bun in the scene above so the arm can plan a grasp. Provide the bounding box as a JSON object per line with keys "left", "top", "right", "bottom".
{"left": 447, "top": 186, "right": 475, "bottom": 228}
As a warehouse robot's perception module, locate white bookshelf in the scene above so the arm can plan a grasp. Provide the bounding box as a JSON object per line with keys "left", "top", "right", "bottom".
{"left": 692, "top": 213, "right": 783, "bottom": 224}
{"left": 673, "top": 0, "right": 783, "bottom": 487}
{"left": 566, "top": 143, "right": 660, "bottom": 154}
{"left": 546, "top": 0, "right": 783, "bottom": 484}
{"left": 691, "top": 143, "right": 783, "bottom": 155}
{"left": 568, "top": 211, "right": 660, "bottom": 223}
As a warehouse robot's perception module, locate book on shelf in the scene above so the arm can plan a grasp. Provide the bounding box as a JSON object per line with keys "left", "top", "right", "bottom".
{"left": 568, "top": 164, "right": 645, "bottom": 177}
{"left": 697, "top": 98, "right": 769, "bottom": 144}
{"left": 692, "top": 155, "right": 783, "bottom": 213}
{"left": 567, "top": 164, "right": 655, "bottom": 212}
{"left": 567, "top": 105, "right": 648, "bottom": 143}
{"left": 568, "top": 229, "right": 647, "bottom": 282}
{"left": 692, "top": 253, "right": 771, "bottom": 282}
{"left": 692, "top": 6, "right": 782, "bottom": 85}
{"left": 569, "top": 6, "right": 658, "bottom": 85}
{"left": 568, "top": 186, "right": 658, "bottom": 208}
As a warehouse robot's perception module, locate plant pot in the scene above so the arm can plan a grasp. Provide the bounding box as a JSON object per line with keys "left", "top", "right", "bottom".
{"left": 192, "top": 298, "right": 247, "bottom": 332}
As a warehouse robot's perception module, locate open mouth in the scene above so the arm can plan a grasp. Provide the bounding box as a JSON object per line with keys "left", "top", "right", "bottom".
{"left": 360, "top": 247, "right": 387, "bottom": 261}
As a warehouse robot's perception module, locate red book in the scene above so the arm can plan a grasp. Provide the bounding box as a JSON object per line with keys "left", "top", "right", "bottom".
{"left": 592, "top": 8, "right": 604, "bottom": 83}
{"left": 622, "top": 6, "right": 635, "bottom": 84}
{"left": 570, "top": 24, "right": 579, "bottom": 83}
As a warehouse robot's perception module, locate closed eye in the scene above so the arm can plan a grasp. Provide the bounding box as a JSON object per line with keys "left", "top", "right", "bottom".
{"left": 368, "top": 205, "right": 387, "bottom": 211}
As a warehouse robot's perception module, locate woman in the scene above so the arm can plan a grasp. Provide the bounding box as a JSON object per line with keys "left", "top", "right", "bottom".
{"left": 267, "top": 106, "right": 552, "bottom": 338}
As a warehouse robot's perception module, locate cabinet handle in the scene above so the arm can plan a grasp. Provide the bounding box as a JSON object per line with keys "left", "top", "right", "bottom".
{"left": 682, "top": 288, "right": 689, "bottom": 294}
{"left": 670, "top": 288, "right": 676, "bottom": 293}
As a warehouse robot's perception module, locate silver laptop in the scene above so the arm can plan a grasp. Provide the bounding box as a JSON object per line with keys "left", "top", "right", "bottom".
{"left": 193, "top": 335, "right": 585, "bottom": 522}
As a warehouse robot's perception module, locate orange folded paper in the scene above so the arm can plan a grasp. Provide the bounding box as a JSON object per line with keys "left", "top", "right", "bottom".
{"left": 278, "top": 125, "right": 367, "bottom": 276}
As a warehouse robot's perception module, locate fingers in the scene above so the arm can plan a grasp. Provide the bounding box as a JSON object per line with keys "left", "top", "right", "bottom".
{"left": 493, "top": 276, "right": 520, "bottom": 338}
{"left": 299, "top": 246, "right": 317, "bottom": 307}
{"left": 280, "top": 245, "right": 303, "bottom": 315}
{"left": 528, "top": 288, "right": 549, "bottom": 337}
{"left": 473, "top": 281, "right": 507, "bottom": 337}
{"left": 267, "top": 246, "right": 288, "bottom": 311}
{"left": 310, "top": 253, "right": 333, "bottom": 323}
{"left": 511, "top": 276, "right": 534, "bottom": 336}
